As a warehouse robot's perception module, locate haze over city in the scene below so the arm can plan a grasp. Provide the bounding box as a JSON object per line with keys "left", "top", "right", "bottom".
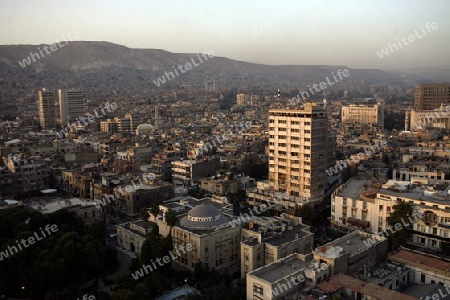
{"left": 0, "top": 0, "right": 449, "bottom": 68}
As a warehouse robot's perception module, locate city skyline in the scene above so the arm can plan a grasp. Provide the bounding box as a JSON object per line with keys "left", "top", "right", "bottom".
{"left": 0, "top": 0, "right": 449, "bottom": 69}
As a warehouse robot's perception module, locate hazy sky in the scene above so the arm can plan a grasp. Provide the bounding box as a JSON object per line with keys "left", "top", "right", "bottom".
{"left": 0, "top": 0, "right": 449, "bottom": 69}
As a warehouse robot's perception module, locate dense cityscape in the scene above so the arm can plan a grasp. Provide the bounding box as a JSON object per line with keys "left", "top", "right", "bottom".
{"left": 1, "top": 1, "right": 450, "bottom": 300}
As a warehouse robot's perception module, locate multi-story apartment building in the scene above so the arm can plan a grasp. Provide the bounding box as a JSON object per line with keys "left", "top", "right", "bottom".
{"left": 414, "top": 83, "right": 450, "bottom": 111}
{"left": 116, "top": 147, "right": 155, "bottom": 165}
{"left": 5, "top": 155, "right": 50, "bottom": 196}
{"left": 172, "top": 156, "right": 221, "bottom": 184}
{"left": 248, "top": 103, "right": 328, "bottom": 214}
{"left": 100, "top": 119, "right": 118, "bottom": 133}
{"left": 38, "top": 89, "right": 57, "bottom": 129}
{"left": 332, "top": 178, "right": 450, "bottom": 253}
{"left": 392, "top": 165, "right": 446, "bottom": 183}
{"left": 341, "top": 102, "right": 384, "bottom": 126}
{"left": 240, "top": 215, "right": 314, "bottom": 278}
{"left": 58, "top": 89, "right": 85, "bottom": 124}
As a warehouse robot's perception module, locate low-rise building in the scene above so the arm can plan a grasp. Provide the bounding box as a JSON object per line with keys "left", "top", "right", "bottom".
{"left": 388, "top": 249, "right": 450, "bottom": 286}
{"left": 240, "top": 215, "right": 314, "bottom": 278}
{"left": 117, "top": 220, "right": 155, "bottom": 254}
{"left": 246, "top": 253, "right": 329, "bottom": 300}
{"left": 312, "top": 230, "right": 388, "bottom": 276}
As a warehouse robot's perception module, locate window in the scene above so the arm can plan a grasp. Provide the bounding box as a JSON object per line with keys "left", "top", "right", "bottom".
{"left": 379, "top": 205, "right": 383, "bottom": 210}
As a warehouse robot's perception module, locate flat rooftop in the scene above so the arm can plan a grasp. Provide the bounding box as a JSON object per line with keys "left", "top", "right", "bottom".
{"left": 338, "top": 179, "right": 372, "bottom": 199}
{"left": 317, "top": 273, "right": 416, "bottom": 300}
{"left": 379, "top": 186, "right": 450, "bottom": 205}
{"left": 30, "top": 197, "right": 96, "bottom": 214}
{"left": 314, "top": 230, "right": 386, "bottom": 259}
{"left": 249, "top": 253, "right": 312, "bottom": 284}
{"left": 389, "top": 249, "right": 450, "bottom": 274}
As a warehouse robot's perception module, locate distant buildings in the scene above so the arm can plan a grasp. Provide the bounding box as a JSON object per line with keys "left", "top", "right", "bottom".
{"left": 341, "top": 102, "right": 384, "bottom": 127}
{"left": 414, "top": 83, "right": 450, "bottom": 111}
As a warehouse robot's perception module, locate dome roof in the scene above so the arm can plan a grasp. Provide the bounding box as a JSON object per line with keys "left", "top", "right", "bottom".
{"left": 137, "top": 123, "right": 155, "bottom": 129}
{"left": 188, "top": 204, "right": 220, "bottom": 218}
{"left": 180, "top": 203, "right": 230, "bottom": 230}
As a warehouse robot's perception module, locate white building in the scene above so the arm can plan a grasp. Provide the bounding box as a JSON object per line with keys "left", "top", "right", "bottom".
{"left": 332, "top": 178, "right": 450, "bottom": 253}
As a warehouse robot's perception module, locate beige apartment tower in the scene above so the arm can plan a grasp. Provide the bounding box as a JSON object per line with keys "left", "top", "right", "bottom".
{"left": 414, "top": 83, "right": 450, "bottom": 111}
{"left": 58, "top": 89, "right": 85, "bottom": 124}
{"left": 268, "top": 103, "right": 328, "bottom": 202}
{"left": 38, "top": 89, "right": 57, "bottom": 128}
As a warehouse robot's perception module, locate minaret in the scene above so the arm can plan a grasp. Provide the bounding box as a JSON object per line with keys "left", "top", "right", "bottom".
{"left": 405, "top": 109, "right": 411, "bottom": 131}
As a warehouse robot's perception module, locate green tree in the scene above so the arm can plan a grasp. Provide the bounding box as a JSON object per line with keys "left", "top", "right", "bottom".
{"left": 386, "top": 200, "right": 413, "bottom": 249}
{"left": 164, "top": 209, "right": 177, "bottom": 236}
{"left": 294, "top": 203, "right": 314, "bottom": 226}
{"left": 150, "top": 204, "right": 160, "bottom": 220}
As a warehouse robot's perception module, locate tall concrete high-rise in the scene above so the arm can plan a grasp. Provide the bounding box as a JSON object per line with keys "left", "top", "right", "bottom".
{"left": 268, "top": 103, "right": 328, "bottom": 202}
{"left": 248, "top": 102, "right": 328, "bottom": 214}
{"left": 58, "top": 89, "right": 85, "bottom": 124}
{"left": 414, "top": 83, "right": 450, "bottom": 110}
{"left": 38, "top": 89, "right": 57, "bottom": 128}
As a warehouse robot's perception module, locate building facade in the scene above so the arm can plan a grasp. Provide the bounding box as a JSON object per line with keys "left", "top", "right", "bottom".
{"left": 58, "top": 88, "right": 85, "bottom": 124}
{"left": 341, "top": 102, "right": 384, "bottom": 126}
{"left": 38, "top": 89, "right": 57, "bottom": 129}
{"left": 414, "top": 83, "right": 450, "bottom": 111}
